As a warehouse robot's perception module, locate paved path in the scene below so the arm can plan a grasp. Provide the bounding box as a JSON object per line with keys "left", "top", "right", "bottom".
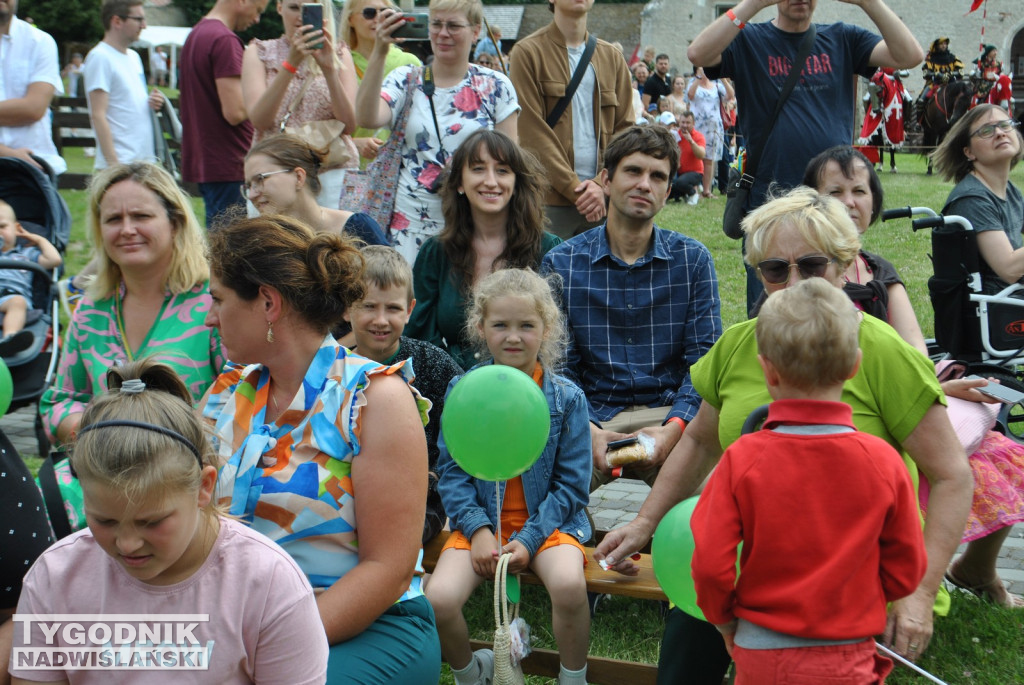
{"left": 5, "top": 403, "right": 1022, "bottom": 597}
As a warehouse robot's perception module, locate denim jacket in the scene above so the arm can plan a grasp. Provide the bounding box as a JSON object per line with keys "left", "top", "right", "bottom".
{"left": 436, "top": 363, "right": 593, "bottom": 557}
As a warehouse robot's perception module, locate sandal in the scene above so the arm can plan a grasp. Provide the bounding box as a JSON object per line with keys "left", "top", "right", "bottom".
{"left": 944, "top": 565, "right": 1024, "bottom": 608}
{"left": 702, "top": 191, "right": 716, "bottom": 199}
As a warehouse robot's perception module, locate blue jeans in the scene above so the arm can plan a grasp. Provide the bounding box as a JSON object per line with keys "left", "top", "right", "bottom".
{"left": 199, "top": 181, "right": 244, "bottom": 230}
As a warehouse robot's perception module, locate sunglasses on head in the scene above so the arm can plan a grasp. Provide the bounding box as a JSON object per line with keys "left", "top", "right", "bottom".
{"left": 756, "top": 256, "right": 834, "bottom": 284}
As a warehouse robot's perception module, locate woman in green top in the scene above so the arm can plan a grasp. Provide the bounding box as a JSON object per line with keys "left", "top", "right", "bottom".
{"left": 596, "top": 188, "right": 974, "bottom": 676}
{"left": 405, "top": 130, "right": 561, "bottom": 369}
{"left": 340, "top": 0, "right": 421, "bottom": 163}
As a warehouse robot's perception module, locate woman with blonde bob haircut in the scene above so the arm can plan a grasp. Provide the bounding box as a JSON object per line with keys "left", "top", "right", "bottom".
{"left": 42, "top": 162, "right": 224, "bottom": 449}
{"left": 596, "top": 186, "right": 973, "bottom": 683}
{"left": 14, "top": 360, "right": 329, "bottom": 684}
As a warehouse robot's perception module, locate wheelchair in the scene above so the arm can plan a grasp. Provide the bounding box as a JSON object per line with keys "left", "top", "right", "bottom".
{"left": 882, "top": 206, "right": 1024, "bottom": 439}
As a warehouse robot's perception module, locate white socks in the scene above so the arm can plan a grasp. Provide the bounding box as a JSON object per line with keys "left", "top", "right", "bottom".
{"left": 452, "top": 659, "right": 481, "bottom": 685}
{"left": 559, "top": 663, "right": 588, "bottom": 685}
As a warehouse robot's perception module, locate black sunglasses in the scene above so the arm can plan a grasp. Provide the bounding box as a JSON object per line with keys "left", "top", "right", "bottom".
{"left": 756, "top": 256, "right": 834, "bottom": 284}
{"left": 361, "top": 7, "right": 380, "bottom": 20}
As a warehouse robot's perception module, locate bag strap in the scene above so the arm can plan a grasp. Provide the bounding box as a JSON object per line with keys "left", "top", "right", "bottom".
{"left": 421, "top": 66, "right": 450, "bottom": 164}
{"left": 494, "top": 552, "right": 508, "bottom": 629}
{"left": 740, "top": 24, "right": 816, "bottom": 185}
{"left": 38, "top": 455, "right": 73, "bottom": 540}
{"left": 546, "top": 34, "right": 598, "bottom": 129}
{"left": 280, "top": 63, "right": 315, "bottom": 132}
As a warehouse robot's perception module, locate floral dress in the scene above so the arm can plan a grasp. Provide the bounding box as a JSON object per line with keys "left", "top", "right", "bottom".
{"left": 380, "top": 64, "right": 519, "bottom": 264}
{"left": 687, "top": 79, "right": 727, "bottom": 162}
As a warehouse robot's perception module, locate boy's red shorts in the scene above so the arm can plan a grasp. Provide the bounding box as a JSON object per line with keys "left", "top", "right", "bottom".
{"left": 733, "top": 638, "right": 893, "bottom": 684}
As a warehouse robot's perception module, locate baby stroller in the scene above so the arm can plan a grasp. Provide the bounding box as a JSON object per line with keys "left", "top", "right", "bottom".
{"left": 0, "top": 156, "right": 71, "bottom": 456}
{"left": 882, "top": 206, "right": 1024, "bottom": 439}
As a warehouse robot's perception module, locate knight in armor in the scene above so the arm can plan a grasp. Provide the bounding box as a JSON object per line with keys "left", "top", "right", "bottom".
{"left": 915, "top": 37, "right": 965, "bottom": 119}
{"left": 974, "top": 44, "right": 1002, "bottom": 100}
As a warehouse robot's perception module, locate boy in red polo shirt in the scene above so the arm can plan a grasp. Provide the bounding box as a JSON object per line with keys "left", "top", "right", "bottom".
{"left": 691, "top": 278, "right": 926, "bottom": 683}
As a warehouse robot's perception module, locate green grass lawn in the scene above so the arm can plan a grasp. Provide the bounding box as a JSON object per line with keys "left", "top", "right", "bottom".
{"left": 52, "top": 151, "right": 1024, "bottom": 684}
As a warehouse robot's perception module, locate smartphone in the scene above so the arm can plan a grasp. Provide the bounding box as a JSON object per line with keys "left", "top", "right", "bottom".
{"left": 606, "top": 436, "right": 639, "bottom": 451}
{"left": 301, "top": 3, "right": 324, "bottom": 50}
{"left": 393, "top": 12, "right": 430, "bottom": 41}
{"left": 966, "top": 376, "right": 1024, "bottom": 404}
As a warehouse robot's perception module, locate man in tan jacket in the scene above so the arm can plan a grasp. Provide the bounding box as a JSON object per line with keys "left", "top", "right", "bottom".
{"left": 509, "top": 0, "right": 634, "bottom": 239}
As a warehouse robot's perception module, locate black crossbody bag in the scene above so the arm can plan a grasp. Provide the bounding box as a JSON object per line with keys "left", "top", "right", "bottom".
{"left": 722, "top": 25, "right": 816, "bottom": 239}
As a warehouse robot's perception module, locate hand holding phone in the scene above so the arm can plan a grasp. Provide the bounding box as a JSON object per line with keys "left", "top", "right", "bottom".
{"left": 965, "top": 375, "right": 1024, "bottom": 404}
{"left": 393, "top": 12, "right": 430, "bottom": 41}
{"left": 301, "top": 3, "right": 324, "bottom": 50}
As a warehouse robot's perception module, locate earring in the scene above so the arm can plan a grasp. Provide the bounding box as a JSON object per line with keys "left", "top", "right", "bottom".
{"left": 266, "top": 321, "right": 274, "bottom": 343}
{"left": 458, "top": 190, "right": 465, "bottom": 195}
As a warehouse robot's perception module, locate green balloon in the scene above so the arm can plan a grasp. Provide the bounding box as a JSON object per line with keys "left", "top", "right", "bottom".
{"left": 0, "top": 357, "right": 11, "bottom": 417}
{"left": 652, "top": 497, "right": 705, "bottom": 621}
{"left": 441, "top": 365, "right": 550, "bottom": 481}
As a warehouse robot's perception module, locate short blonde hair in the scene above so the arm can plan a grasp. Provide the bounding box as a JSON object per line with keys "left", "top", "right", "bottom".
{"left": 756, "top": 278, "right": 860, "bottom": 392}
{"left": 73, "top": 359, "right": 217, "bottom": 514}
{"left": 359, "top": 245, "right": 413, "bottom": 302}
{"left": 87, "top": 163, "right": 208, "bottom": 300}
{"left": 430, "top": 0, "right": 482, "bottom": 26}
{"left": 466, "top": 268, "right": 566, "bottom": 371}
{"left": 0, "top": 199, "right": 15, "bottom": 222}
{"left": 743, "top": 186, "right": 861, "bottom": 273}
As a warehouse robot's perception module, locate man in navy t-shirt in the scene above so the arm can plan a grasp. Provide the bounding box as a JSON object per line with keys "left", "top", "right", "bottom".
{"left": 688, "top": 0, "right": 922, "bottom": 314}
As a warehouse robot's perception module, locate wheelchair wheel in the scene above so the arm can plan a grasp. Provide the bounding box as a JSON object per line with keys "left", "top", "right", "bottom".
{"left": 976, "top": 368, "right": 1024, "bottom": 443}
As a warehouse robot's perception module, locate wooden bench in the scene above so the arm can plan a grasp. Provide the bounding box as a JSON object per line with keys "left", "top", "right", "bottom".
{"left": 423, "top": 530, "right": 665, "bottom": 684}
{"left": 49, "top": 96, "right": 197, "bottom": 195}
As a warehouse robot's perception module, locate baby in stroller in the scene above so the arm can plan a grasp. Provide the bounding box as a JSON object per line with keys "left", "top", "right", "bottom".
{"left": 0, "top": 199, "right": 61, "bottom": 357}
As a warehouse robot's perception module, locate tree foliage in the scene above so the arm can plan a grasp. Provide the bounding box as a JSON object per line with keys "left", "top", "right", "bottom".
{"left": 19, "top": 0, "right": 104, "bottom": 52}
{"left": 173, "top": 0, "right": 283, "bottom": 42}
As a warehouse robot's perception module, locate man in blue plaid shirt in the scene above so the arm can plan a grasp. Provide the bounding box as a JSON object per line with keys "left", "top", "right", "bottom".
{"left": 542, "top": 125, "right": 722, "bottom": 491}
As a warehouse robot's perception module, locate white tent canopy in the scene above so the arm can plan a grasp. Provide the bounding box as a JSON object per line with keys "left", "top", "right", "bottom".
{"left": 132, "top": 26, "right": 192, "bottom": 90}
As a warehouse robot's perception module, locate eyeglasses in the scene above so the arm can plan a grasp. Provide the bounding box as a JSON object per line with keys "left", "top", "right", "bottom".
{"left": 429, "top": 20, "right": 471, "bottom": 35}
{"left": 756, "top": 256, "right": 835, "bottom": 284}
{"left": 119, "top": 15, "right": 146, "bottom": 23}
{"left": 361, "top": 7, "right": 381, "bottom": 20}
{"left": 241, "top": 169, "right": 292, "bottom": 196}
{"left": 970, "top": 119, "right": 1019, "bottom": 139}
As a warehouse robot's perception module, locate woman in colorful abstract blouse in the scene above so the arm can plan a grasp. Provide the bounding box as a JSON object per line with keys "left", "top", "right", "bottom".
{"left": 355, "top": 0, "right": 519, "bottom": 264}
{"left": 41, "top": 162, "right": 224, "bottom": 447}
{"left": 200, "top": 215, "right": 439, "bottom": 683}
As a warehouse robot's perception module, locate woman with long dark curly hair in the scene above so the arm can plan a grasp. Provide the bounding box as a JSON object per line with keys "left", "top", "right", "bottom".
{"left": 405, "top": 129, "right": 560, "bottom": 369}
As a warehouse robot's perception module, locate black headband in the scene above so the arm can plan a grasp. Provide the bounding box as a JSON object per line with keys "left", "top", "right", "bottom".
{"left": 77, "top": 420, "right": 204, "bottom": 471}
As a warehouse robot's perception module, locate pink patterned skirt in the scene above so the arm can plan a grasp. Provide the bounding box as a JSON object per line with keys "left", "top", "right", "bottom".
{"left": 920, "top": 430, "right": 1024, "bottom": 542}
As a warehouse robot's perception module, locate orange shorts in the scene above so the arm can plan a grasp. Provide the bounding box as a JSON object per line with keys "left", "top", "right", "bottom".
{"left": 442, "top": 476, "right": 585, "bottom": 563}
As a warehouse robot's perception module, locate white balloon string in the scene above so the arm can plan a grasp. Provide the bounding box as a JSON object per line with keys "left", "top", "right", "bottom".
{"left": 495, "top": 480, "right": 502, "bottom": 550}
{"left": 875, "top": 642, "right": 949, "bottom": 685}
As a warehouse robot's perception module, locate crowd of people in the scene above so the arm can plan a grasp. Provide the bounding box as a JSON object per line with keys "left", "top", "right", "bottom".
{"left": 1, "top": 0, "right": 1023, "bottom": 683}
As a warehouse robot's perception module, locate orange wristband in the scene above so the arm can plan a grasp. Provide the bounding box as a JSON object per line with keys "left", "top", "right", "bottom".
{"left": 666, "top": 416, "right": 687, "bottom": 432}
{"left": 281, "top": 60, "right": 298, "bottom": 75}
{"left": 726, "top": 8, "right": 746, "bottom": 29}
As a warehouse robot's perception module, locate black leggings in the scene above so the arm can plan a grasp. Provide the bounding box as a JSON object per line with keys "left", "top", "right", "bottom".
{"left": 657, "top": 608, "right": 732, "bottom": 685}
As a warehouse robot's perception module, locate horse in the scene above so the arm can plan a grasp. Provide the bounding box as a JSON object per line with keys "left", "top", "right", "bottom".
{"left": 858, "top": 68, "right": 909, "bottom": 173}
{"left": 974, "top": 71, "right": 1015, "bottom": 112}
{"left": 921, "top": 78, "right": 975, "bottom": 175}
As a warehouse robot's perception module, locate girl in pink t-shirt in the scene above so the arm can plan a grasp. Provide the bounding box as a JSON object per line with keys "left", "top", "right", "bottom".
{"left": 11, "top": 361, "right": 327, "bottom": 685}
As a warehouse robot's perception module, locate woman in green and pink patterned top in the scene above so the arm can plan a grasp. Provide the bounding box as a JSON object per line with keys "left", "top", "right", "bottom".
{"left": 40, "top": 162, "right": 224, "bottom": 447}
{"left": 200, "top": 215, "right": 440, "bottom": 684}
